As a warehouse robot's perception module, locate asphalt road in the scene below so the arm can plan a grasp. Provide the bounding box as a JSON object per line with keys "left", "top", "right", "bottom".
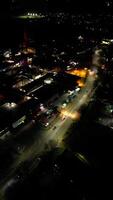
{"left": 0, "top": 48, "right": 101, "bottom": 198}
{"left": 0, "top": 68, "right": 98, "bottom": 198}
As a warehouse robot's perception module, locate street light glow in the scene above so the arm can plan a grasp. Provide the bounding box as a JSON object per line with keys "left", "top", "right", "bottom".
{"left": 60, "top": 110, "right": 81, "bottom": 120}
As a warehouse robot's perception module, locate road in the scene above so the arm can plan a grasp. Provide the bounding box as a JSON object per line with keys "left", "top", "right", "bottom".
{"left": 0, "top": 68, "right": 98, "bottom": 198}
{"left": 0, "top": 48, "right": 101, "bottom": 198}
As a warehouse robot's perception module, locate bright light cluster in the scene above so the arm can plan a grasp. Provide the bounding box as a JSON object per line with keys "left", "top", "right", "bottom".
{"left": 27, "top": 13, "right": 38, "bottom": 17}
{"left": 61, "top": 110, "right": 81, "bottom": 120}
{"left": 66, "top": 68, "right": 88, "bottom": 78}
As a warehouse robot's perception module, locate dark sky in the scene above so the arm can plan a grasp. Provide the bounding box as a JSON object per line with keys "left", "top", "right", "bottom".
{"left": 0, "top": 0, "right": 112, "bottom": 14}
{"left": 15, "top": 0, "right": 111, "bottom": 11}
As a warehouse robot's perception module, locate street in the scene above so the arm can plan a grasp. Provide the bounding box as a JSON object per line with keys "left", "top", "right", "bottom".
{"left": 0, "top": 66, "right": 98, "bottom": 197}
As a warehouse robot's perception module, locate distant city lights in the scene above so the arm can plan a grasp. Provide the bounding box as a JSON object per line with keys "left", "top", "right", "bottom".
{"left": 18, "top": 13, "right": 45, "bottom": 19}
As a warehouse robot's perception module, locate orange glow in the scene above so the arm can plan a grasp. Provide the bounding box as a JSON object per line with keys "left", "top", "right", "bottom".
{"left": 89, "top": 70, "right": 96, "bottom": 76}
{"left": 23, "top": 47, "right": 36, "bottom": 54}
{"left": 27, "top": 48, "right": 36, "bottom": 54}
{"left": 77, "top": 79, "right": 85, "bottom": 87}
{"left": 60, "top": 110, "right": 81, "bottom": 120}
{"left": 66, "top": 68, "right": 88, "bottom": 78}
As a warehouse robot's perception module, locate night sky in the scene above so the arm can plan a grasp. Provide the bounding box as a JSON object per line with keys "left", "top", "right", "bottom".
{"left": 0, "top": 0, "right": 112, "bottom": 14}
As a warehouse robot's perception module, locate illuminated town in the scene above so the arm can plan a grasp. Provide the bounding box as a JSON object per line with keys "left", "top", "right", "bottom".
{"left": 0, "top": 1, "right": 113, "bottom": 200}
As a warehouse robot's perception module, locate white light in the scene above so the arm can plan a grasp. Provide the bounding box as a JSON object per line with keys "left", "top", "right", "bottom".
{"left": 35, "top": 75, "right": 42, "bottom": 80}
{"left": 62, "top": 103, "right": 67, "bottom": 108}
{"left": 53, "top": 72, "right": 57, "bottom": 76}
{"left": 68, "top": 90, "right": 74, "bottom": 95}
{"left": 45, "top": 123, "right": 49, "bottom": 127}
{"left": 5, "top": 53, "right": 10, "bottom": 58}
{"left": 40, "top": 104, "right": 45, "bottom": 111}
{"left": 70, "top": 61, "right": 78, "bottom": 66}
{"left": 25, "top": 96, "right": 31, "bottom": 100}
{"left": 102, "top": 41, "right": 109, "bottom": 45}
{"left": 10, "top": 102, "right": 17, "bottom": 108}
{"left": 67, "top": 66, "right": 72, "bottom": 70}
{"left": 15, "top": 63, "right": 20, "bottom": 66}
{"left": 76, "top": 87, "right": 80, "bottom": 92}
{"left": 27, "top": 57, "right": 32, "bottom": 62}
{"left": 7, "top": 60, "right": 14, "bottom": 63}
{"left": 34, "top": 97, "right": 38, "bottom": 100}
{"left": 44, "top": 78, "right": 53, "bottom": 84}
{"left": 4, "top": 51, "right": 11, "bottom": 58}
{"left": 3, "top": 102, "right": 17, "bottom": 109}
